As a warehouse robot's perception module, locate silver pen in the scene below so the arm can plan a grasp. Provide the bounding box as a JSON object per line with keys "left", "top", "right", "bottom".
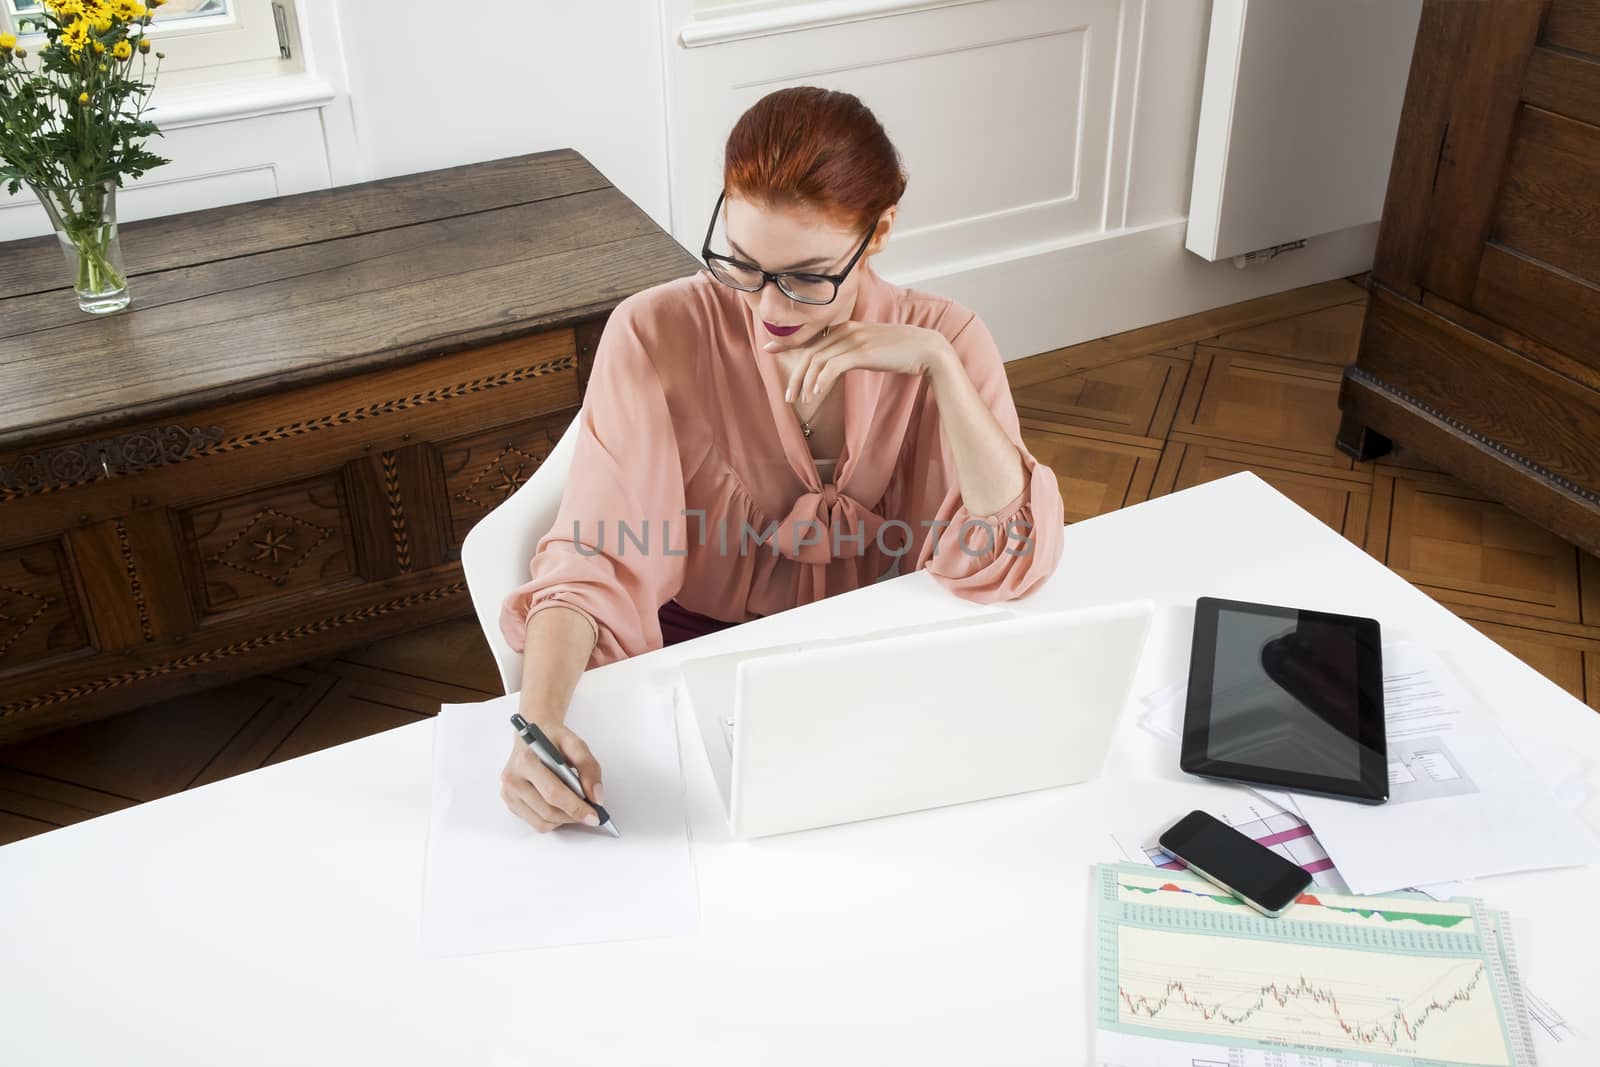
{"left": 509, "top": 713, "right": 619, "bottom": 837}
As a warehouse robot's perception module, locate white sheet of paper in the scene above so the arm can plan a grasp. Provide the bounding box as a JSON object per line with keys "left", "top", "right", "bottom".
{"left": 1527, "top": 983, "right": 1586, "bottom": 1048}
{"left": 1289, "top": 640, "right": 1600, "bottom": 893}
{"left": 1137, "top": 634, "right": 1593, "bottom": 896}
{"left": 421, "top": 682, "right": 696, "bottom": 957}
{"left": 1239, "top": 777, "right": 1465, "bottom": 899}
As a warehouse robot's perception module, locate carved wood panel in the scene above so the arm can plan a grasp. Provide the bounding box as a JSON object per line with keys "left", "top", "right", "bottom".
{"left": 0, "top": 540, "right": 91, "bottom": 675}
{"left": 180, "top": 477, "right": 356, "bottom": 617}
{"left": 341, "top": 442, "right": 454, "bottom": 579}
{"left": 438, "top": 409, "right": 574, "bottom": 550}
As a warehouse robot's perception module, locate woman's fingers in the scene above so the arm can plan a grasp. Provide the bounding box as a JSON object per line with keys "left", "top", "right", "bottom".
{"left": 799, "top": 351, "right": 830, "bottom": 402}
{"left": 506, "top": 790, "right": 558, "bottom": 833}
{"left": 504, "top": 741, "right": 582, "bottom": 824}
{"left": 500, "top": 763, "right": 563, "bottom": 831}
{"left": 803, "top": 334, "right": 865, "bottom": 400}
{"left": 561, "top": 731, "right": 605, "bottom": 807}
{"left": 811, "top": 350, "right": 862, "bottom": 400}
{"left": 784, "top": 352, "right": 818, "bottom": 403}
{"left": 498, "top": 731, "right": 605, "bottom": 831}
{"left": 525, "top": 754, "right": 597, "bottom": 825}
{"left": 782, "top": 328, "right": 845, "bottom": 401}
{"left": 785, "top": 350, "right": 832, "bottom": 404}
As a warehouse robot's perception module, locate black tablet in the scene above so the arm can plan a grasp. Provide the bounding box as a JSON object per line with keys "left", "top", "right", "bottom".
{"left": 1180, "top": 596, "right": 1388, "bottom": 804}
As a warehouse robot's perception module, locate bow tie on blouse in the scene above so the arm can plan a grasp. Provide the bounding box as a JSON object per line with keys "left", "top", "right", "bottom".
{"left": 762, "top": 482, "right": 891, "bottom": 565}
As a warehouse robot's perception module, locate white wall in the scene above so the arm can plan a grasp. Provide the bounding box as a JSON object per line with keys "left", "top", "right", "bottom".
{"left": 664, "top": 0, "right": 1378, "bottom": 360}
{"left": 331, "top": 0, "right": 673, "bottom": 226}
{"left": 6, "top": 0, "right": 1384, "bottom": 361}
{"left": 0, "top": 1, "right": 673, "bottom": 239}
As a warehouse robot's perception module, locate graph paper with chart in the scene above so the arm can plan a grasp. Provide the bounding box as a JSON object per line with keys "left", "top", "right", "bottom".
{"left": 1093, "top": 863, "right": 1537, "bottom": 1067}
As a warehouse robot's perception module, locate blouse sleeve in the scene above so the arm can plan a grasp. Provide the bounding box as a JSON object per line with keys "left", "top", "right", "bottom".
{"left": 497, "top": 293, "right": 689, "bottom": 669}
{"left": 885, "top": 307, "right": 1065, "bottom": 601}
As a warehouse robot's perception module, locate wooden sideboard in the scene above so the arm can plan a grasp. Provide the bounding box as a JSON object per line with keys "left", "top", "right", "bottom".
{"left": 1337, "top": 0, "right": 1600, "bottom": 555}
{"left": 0, "top": 150, "right": 699, "bottom": 743}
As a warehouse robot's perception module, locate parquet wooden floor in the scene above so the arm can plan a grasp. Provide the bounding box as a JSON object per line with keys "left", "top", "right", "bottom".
{"left": 4, "top": 273, "right": 1596, "bottom": 846}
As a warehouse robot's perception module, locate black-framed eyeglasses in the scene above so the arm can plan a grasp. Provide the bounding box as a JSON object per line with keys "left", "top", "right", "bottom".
{"left": 700, "top": 188, "right": 875, "bottom": 306}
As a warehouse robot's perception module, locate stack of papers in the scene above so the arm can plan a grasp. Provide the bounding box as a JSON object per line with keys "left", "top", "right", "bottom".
{"left": 1115, "top": 794, "right": 1398, "bottom": 896}
{"left": 1138, "top": 637, "right": 1600, "bottom": 894}
{"left": 421, "top": 681, "right": 697, "bottom": 958}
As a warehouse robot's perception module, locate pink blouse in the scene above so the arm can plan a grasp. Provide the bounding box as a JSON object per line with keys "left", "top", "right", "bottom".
{"left": 499, "top": 261, "right": 1065, "bottom": 668}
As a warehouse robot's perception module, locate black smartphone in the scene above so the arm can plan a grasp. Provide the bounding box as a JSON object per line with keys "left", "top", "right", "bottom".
{"left": 1157, "top": 810, "right": 1313, "bottom": 917}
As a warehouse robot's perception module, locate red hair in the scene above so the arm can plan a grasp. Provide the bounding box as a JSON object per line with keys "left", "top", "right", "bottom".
{"left": 723, "top": 86, "right": 908, "bottom": 236}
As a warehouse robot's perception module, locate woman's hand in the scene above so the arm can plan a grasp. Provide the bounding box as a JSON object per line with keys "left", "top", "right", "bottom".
{"left": 767, "top": 322, "right": 955, "bottom": 405}
{"left": 499, "top": 714, "right": 605, "bottom": 833}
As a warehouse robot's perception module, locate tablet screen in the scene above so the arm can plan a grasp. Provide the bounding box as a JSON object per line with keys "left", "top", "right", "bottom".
{"left": 1181, "top": 598, "right": 1387, "bottom": 803}
{"left": 1208, "top": 608, "right": 1365, "bottom": 778}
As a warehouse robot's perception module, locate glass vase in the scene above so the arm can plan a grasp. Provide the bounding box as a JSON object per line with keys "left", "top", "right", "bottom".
{"left": 29, "top": 179, "right": 132, "bottom": 315}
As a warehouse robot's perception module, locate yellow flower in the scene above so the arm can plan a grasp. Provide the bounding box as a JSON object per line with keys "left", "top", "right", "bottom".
{"left": 113, "top": 39, "right": 132, "bottom": 59}
{"left": 0, "top": 33, "right": 15, "bottom": 51}
{"left": 78, "top": 91, "right": 89, "bottom": 104}
{"left": 138, "top": 38, "right": 151, "bottom": 53}
{"left": 62, "top": 20, "right": 90, "bottom": 55}
{"left": 93, "top": 40, "right": 106, "bottom": 53}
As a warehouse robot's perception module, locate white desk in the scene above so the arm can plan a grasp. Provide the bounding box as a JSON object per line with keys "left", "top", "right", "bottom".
{"left": 3, "top": 472, "right": 1596, "bottom": 1065}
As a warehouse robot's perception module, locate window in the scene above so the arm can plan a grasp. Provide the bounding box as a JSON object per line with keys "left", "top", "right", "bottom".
{"left": 4, "top": 0, "right": 301, "bottom": 87}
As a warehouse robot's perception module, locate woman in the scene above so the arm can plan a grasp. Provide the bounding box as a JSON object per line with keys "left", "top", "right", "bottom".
{"left": 497, "top": 87, "right": 1065, "bottom": 832}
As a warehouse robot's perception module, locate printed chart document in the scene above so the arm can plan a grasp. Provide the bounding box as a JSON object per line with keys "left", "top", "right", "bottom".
{"left": 1093, "top": 862, "right": 1538, "bottom": 1067}
{"left": 1139, "top": 637, "right": 1600, "bottom": 894}
{"left": 422, "top": 681, "right": 696, "bottom": 957}
{"left": 1283, "top": 640, "right": 1600, "bottom": 894}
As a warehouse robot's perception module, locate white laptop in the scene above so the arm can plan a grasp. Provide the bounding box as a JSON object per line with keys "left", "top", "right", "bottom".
{"left": 676, "top": 599, "right": 1156, "bottom": 839}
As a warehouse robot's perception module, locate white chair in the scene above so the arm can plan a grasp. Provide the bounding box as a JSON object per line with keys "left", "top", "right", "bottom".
{"left": 460, "top": 417, "right": 581, "bottom": 694}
